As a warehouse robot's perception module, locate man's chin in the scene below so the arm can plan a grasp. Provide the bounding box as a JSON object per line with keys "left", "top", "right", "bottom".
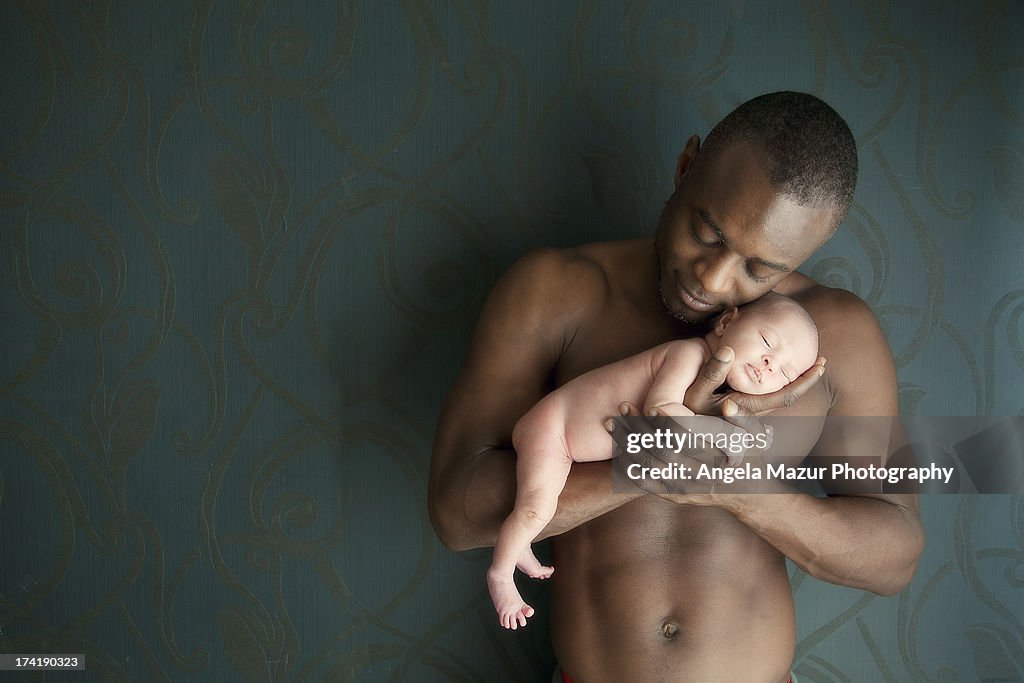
{"left": 666, "top": 303, "right": 718, "bottom": 323}
{"left": 657, "top": 272, "right": 720, "bottom": 322}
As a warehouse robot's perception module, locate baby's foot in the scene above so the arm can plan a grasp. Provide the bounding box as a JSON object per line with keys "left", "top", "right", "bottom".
{"left": 516, "top": 548, "right": 554, "bottom": 579}
{"left": 487, "top": 569, "right": 535, "bottom": 630}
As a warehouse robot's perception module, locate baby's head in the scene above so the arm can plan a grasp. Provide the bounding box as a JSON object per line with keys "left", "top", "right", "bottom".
{"left": 706, "top": 292, "right": 819, "bottom": 396}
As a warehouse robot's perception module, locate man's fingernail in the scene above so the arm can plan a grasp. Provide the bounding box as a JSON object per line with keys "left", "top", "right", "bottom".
{"left": 818, "top": 366, "right": 825, "bottom": 377}
{"left": 716, "top": 346, "right": 734, "bottom": 362}
{"left": 619, "top": 402, "right": 629, "bottom": 415}
{"left": 646, "top": 409, "right": 658, "bottom": 417}
{"left": 604, "top": 419, "right": 615, "bottom": 432}
{"left": 722, "top": 399, "right": 737, "bottom": 416}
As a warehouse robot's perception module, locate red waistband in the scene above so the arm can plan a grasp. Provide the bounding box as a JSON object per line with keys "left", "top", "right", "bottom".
{"left": 564, "top": 672, "right": 790, "bottom": 683}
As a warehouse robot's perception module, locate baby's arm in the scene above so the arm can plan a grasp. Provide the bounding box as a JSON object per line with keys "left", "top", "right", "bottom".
{"left": 643, "top": 340, "right": 710, "bottom": 417}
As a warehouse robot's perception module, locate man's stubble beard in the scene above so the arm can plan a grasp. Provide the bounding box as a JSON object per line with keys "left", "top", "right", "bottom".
{"left": 657, "top": 278, "right": 693, "bottom": 323}
{"left": 654, "top": 220, "right": 699, "bottom": 325}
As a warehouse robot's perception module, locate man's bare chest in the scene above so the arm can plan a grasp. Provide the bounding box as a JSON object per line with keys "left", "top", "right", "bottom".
{"left": 553, "top": 303, "right": 700, "bottom": 388}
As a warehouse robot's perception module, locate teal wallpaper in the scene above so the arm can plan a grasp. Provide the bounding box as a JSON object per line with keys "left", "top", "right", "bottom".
{"left": 1, "top": 1, "right": 1022, "bottom": 681}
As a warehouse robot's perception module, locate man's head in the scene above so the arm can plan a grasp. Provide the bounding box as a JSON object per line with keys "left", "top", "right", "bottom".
{"left": 707, "top": 292, "right": 819, "bottom": 395}
{"left": 655, "top": 91, "right": 857, "bottom": 323}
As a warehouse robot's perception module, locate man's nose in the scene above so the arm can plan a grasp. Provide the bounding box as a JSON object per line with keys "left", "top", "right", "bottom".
{"left": 695, "top": 252, "right": 735, "bottom": 295}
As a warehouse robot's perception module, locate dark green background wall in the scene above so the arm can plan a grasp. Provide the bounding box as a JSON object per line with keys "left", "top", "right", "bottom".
{"left": 2, "top": 1, "right": 1022, "bottom": 681}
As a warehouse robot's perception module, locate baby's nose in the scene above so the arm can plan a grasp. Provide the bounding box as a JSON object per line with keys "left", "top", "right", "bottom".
{"left": 762, "top": 356, "right": 774, "bottom": 372}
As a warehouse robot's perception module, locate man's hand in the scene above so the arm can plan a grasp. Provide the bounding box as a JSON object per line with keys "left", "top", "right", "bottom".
{"left": 604, "top": 404, "right": 728, "bottom": 502}
{"left": 684, "top": 346, "right": 826, "bottom": 417}
{"left": 602, "top": 345, "right": 823, "bottom": 505}
{"left": 604, "top": 401, "right": 783, "bottom": 507}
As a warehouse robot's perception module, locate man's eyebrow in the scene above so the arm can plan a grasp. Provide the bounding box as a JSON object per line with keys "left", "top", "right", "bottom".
{"left": 697, "top": 207, "right": 792, "bottom": 273}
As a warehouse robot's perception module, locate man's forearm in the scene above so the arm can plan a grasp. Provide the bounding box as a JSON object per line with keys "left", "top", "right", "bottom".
{"left": 536, "top": 459, "right": 645, "bottom": 542}
{"left": 429, "top": 448, "right": 643, "bottom": 551}
{"left": 715, "top": 489, "right": 924, "bottom": 595}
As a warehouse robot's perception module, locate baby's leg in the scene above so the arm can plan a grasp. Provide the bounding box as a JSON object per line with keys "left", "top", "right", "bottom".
{"left": 515, "top": 546, "right": 553, "bottom": 579}
{"left": 488, "top": 427, "right": 572, "bottom": 629}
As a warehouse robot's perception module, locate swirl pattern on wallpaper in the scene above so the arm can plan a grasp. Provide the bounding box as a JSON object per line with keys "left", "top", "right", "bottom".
{"left": 1, "top": 2, "right": 1022, "bottom": 681}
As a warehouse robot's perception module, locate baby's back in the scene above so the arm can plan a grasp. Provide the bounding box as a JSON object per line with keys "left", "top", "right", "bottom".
{"left": 514, "top": 340, "right": 701, "bottom": 463}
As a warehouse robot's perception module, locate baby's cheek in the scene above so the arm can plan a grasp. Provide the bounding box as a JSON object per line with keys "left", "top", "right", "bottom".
{"left": 754, "top": 376, "right": 781, "bottom": 396}
{"left": 730, "top": 368, "right": 757, "bottom": 395}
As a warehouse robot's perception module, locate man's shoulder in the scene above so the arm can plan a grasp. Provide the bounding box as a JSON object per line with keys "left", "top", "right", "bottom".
{"left": 780, "top": 275, "right": 878, "bottom": 330}
{"left": 472, "top": 247, "right": 607, "bottom": 343}
{"left": 783, "top": 277, "right": 892, "bottom": 368}
{"left": 797, "top": 284, "right": 879, "bottom": 333}
{"left": 794, "top": 284, "right": 896, "bottom": 412}
{"left": 501, "top": 240, "right": 643, "bottom": 311}
{"left": 508, "top": 246, "right": 609, "bottom": 291}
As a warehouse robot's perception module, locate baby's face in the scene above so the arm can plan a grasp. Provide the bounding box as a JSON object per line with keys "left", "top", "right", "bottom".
{"left": 716, "top": 306, "right": 818, "bottom": 395}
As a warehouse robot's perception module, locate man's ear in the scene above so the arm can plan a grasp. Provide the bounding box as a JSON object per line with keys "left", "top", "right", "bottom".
{"left": 714, "top": 307, "right": 739, "bottom": 336}
{"left": 674, "top": 135, "right": 701, "bottom": 189}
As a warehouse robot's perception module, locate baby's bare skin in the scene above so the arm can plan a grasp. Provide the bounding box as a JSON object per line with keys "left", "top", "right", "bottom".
{"left": 488, "top": 298, "right": 817, "bottom": 628}
{"left": 434, "top": 127, "right": 924, "bottom": 679}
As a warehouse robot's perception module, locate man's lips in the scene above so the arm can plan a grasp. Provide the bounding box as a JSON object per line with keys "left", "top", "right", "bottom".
{"left": 675, "top": 274, "right": 716, "bottom": 313}
{"left": 676, "top": 278, "right": 717, "bottom": 312}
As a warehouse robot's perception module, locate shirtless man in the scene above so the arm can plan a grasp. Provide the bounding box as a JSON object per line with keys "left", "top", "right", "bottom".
{"left": 430, "top": 92, "right": 924, "bottom": 682}
{"left": 489, "top": 293, "right": 819, "bottom": 630}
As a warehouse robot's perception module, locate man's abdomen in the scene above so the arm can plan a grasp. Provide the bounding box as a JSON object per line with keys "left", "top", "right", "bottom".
{"left": 550, "top": 497, "right": 796, "bottom": 683}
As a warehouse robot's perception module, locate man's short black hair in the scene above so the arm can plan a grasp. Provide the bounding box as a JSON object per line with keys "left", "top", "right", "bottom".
{"left": 698, "top": 91, "right": 858, "bottom": 228}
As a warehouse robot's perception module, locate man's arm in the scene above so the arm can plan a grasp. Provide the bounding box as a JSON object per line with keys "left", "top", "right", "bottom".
{"left": 428, "top": 249, "right": 643, "bottom": 551}
{"left": 663, "top": 289, "right": 924, "bottom": 595}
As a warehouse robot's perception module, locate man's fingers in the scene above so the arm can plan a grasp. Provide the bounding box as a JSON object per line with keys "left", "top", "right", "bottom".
{"left": 719, "top": 400, "right": 774, "bottom": 463}
{"left": 605, "top": 414, "right": 673, "bottom": 493}
{"left": 604, "top": 414, "right": 634, "bottom": 450}
{"left": 730, "top": 357, "right": 826, "bottom": 416}
{"left": 630, "top": 471, "right": 671, "bottom": 495}
{"left": 604, "top": 410, "right": 660, "bottom": 461}
{"left": 720, "top": 358, "right": 823, "bottom": 464}
{"left": 618, "top": 401, "right": 642, "bottom": 417}
{"left": 722, "top": 398, "right": 743, "bottom": 418}
{"left": 696, "top": 346, "right": 734, "bottom": 389}
{"left": 683, "top": 346, "right": 734, "bottom": 413}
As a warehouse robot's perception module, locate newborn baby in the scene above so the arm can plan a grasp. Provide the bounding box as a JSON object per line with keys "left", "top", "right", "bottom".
{"left": 488, "top": 292, "right": 819, "bottom": 629}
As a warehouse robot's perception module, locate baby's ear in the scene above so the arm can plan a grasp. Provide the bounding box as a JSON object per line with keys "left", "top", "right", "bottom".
{"left": 714, "top": 307, "right": 739, "bottom": 336}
